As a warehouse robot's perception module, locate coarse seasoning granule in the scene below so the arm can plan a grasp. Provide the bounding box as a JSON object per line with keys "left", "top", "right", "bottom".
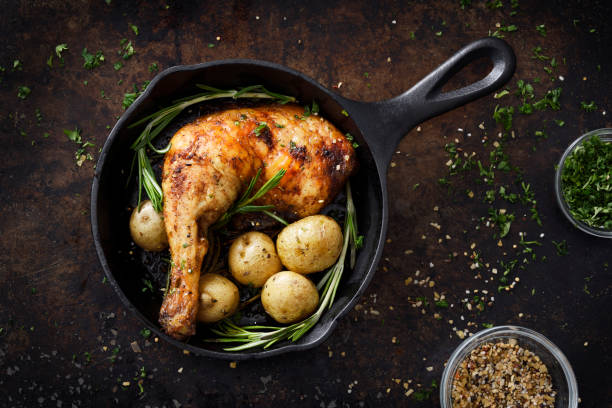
{"left": 451, "top": 340, "right": 556, "bottom": 407}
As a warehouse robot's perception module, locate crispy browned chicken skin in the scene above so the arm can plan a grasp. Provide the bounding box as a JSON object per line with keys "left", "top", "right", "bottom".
{"left": 159, "top": 104, "right": 357, "bottom": 339}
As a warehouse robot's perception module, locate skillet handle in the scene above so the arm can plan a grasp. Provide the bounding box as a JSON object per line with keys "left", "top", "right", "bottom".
{"left": 342, "top": 37, "right": 515, "bottom": 168}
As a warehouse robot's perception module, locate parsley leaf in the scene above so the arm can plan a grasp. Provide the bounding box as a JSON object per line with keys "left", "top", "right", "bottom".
{"left": 81, "top": 48, "right": 105, "bottom": 69}
{"left": 17, "top": 86, "right": 31, "bottom": 99}
{"left": 493, "top": 105, "right": 514, "bottom": 131}
{"left": 119, "top": 39, "right": 134, "bottom": 60}
{"left": 561, "top": 135, "right": 612, "bottom": 229}
{"left": 533, "top": 88, "right": 562, "bottom": 111}
{"left": 64, "top": 128, "right": 82, "bottom": 143}
{"left": 55, "top": 43, "right": 68, "bottom": 58}
{"left": 580, "top": 101, "right": 598, "bottom": 112}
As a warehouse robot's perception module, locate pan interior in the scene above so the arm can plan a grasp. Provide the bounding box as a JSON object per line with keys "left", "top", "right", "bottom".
{"left": 93, "top": 61, "right": 385, "bottom": 356}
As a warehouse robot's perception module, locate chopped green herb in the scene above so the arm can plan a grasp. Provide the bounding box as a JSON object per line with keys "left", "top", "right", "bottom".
{"left": 561, "top": 135, "right": 612, "bottom": 229}
{"left": 491, "top": 24, "right": 518, "bottom": 38}
{"left": 64, "top": 128, "right": 82, "bottom": 143}
{"left": 119, "top": 39, "right": 134, "bottom": 60}
{"left": 493, "top": 105, "right": 514, "bottom": 131}
{"left": 13, "top": 60, "right": 23, "bottom": 70}
{"left": 254, "top": 122, "right": 268, "bottom": 136}
{"left": 341, "top": 109, "right": 349, "bottom": 117}
{"left": 494, "top": 90, "right": 510, "bottom": 99}
{"left": 482, "top": 323, "right": 494, "bottom": 328}
{"left": 17, "top": 86, "right": 31, "bottom": 100}
{"left": 55, "top": 43, "right": 68, "bottom": 59}
{"left": 148, "top": 62, "right": 159, "bottom": 73}
{"left": 516, "top": 80, "right": 534, "bottom": 101}
{"left": 129, "top": 24, "right": 139, "bottom": 35}
{"left": 536, "top": 24, "right": 547, "bottom": 36}
{"left": 208, "top": 43, "right": 215, "bottom": 48}
{"left": 435, "top": 299, "right": 449, "bottom": 308}
{"left": 141, "top": 279, "right": 153, "bottom": 292}
{"left": 489, "top": 208, "right": 515, "bottom": 238}
{"left": 531, "top": 46, "right": 549, "bottom": 61}
{"left": 580, "top": 101, "right": 598, "bottom": 112}
{"left": 82, "top": 48, "right": 105, "bottom": 69}
{"left": 113, "top": 62, "right": 123, "bottom": 71}
{"left": 552, "top": 240, "right": 568, "bottom": 256}
{"left": 533, "top": 88, "right": 562, "bottom": 111}
{"left": 123, "top": 82, "right": 148, "bottom": 110}
{"left": 460, "top": 0, "right": 471, "bottom": 9}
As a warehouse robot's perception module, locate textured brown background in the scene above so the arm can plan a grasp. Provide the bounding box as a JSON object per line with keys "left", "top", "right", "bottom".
{"left": 1, "top": 0, "right": 611, "bottom": 407}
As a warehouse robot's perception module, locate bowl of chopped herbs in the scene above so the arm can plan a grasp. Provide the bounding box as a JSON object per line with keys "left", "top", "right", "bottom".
{"left": 555, "top": 128, "right": 612, "bottom": 238}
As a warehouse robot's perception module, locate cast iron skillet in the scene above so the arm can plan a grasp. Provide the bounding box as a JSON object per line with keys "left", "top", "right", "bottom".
{"left": 91, "top": 37, "right": 515, "bottom": 359}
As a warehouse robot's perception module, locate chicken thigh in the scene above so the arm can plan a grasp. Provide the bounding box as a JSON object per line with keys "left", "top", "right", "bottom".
{"left": 159, "top": 104, "right": 357, "bottom": 339}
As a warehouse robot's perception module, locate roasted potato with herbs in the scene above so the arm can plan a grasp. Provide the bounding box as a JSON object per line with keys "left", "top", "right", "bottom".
{"left": 129, "top": 200, "right": 168, "bottom": 252}
{"left": 276, "top": 215, "right": 343, "bottom": 274}
{"left": 229, "top": 231, "right": 282, "bottom": 287}
{"left": 261, "top": 271, "right": 319, "bottom": 324}
{"left": 196, "top": 273, "right": 240, "bottom": 323}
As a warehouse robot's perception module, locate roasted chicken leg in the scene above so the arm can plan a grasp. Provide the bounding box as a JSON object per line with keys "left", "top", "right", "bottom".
{"left": 159, "top": 104, "right": 357, "bottom": 339}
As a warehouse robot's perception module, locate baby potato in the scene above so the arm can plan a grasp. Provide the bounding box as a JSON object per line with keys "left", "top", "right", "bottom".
{"left": 276, "top": 215, "right": 343, "bottom": 274}
{"left": 196, "top": 273, "right": 240, "bottom": 323}
{"left": 261, "top": 271, "right": 319, "bottom": 324}
{"left": 229, "top": 231, "right": 282, "bottom": 287}
{"left": 129, "top": 200, "right": 168, "bottom": 252}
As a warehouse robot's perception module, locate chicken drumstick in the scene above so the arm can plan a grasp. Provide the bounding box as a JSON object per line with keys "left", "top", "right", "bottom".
{"left": 159, "top": 104, "right": 357, "bottom": 340}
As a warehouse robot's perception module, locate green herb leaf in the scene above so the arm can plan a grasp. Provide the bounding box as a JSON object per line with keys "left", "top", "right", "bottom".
{"left": 64, "top": 128, "right": 82, "bottom": 143}
{"left": 82, "top": 48, "right": 105, "bottom": 69}
{"left": 435, "top": 299, "right": 449, "bottom": 308}
{"left": 580, "top": 101, "right": 598, "bottom": 112}
{"left": 17, "top": 86, "right": 31, "bottom": 99}
{"left": 561, "top": 135, "right": 612, "bottom": 229}
{"left": 119, "top": 39, "right": 134, "bottom": 60}
{"left": 253, "top": 122, "right": 268, "bottom": 136}
{"left": 493, "top": 105, "right": 514, "bottom": 131}
{"left": 55, "top": 43, "right": 68, "bottom": 58}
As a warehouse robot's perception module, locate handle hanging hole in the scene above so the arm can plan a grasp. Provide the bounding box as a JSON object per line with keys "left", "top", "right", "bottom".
{"left": 440, "top": 56, "right": 494, "bottom": 94}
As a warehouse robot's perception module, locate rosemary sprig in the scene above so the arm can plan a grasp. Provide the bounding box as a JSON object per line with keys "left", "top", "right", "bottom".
{"left": 207, "top": 181, "right": 360, "bottom": 351}
{"left": 128, "top": 85, "right": 297, "bottom": 212}
{"left": 212, "top": 168, "right": 288, "bottom": 230}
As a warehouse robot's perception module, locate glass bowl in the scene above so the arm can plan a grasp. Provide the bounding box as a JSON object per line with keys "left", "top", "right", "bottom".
{"left": 555, "top": 128, "right": 612, "bottom": 238}
{"left": 440, "top": 326, "right": 578, "bottom": 408}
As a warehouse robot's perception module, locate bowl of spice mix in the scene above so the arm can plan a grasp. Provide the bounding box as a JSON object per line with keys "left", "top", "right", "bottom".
{"left": 440, "top": 326, "right": 578, "bottom": 408}
{"left": 555, "top": 128, "right": 612, "bottom": 238}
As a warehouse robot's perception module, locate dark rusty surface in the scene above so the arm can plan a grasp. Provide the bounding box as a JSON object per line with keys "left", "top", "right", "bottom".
{"left": 1, "top": 0, "right": 611, "bottom": 406}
